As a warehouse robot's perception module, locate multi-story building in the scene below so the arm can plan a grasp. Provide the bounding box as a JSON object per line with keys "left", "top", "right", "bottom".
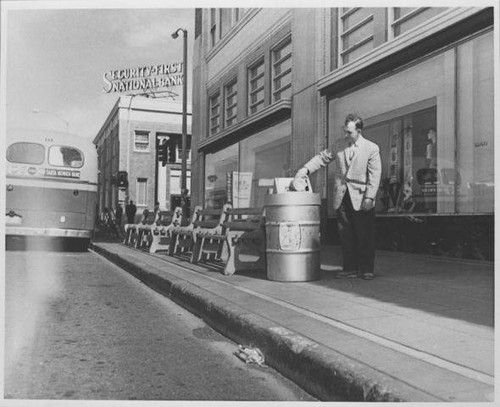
{"left": 93, "top": 96, "right": 192, "bottom": 219}
{"left": 191, "top": 7, "right": 494, "bottom": 259}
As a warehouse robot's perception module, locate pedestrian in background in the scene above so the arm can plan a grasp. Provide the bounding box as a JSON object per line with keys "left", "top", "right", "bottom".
{"left": 115, "top": 204, "right": 123, "bottom": 229}
{"left": 293, "top": 113, "right": 382, "bottom": 280}
{"left": 125, "top": 200, "right": 137, "bottom": 224}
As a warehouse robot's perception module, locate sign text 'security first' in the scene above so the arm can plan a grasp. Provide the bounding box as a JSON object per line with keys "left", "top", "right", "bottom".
{"left": 102, "top": 62, "right": 183, "bottom": 93}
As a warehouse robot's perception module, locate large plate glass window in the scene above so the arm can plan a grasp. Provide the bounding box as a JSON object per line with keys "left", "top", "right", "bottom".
{"left": 455, "top": 31, "right": 494, "bottom": 213}
{"left": 364, "top": 107, "right": 438, "bottom": 214}
{"left": 239, "top": 121, "right": 291, "bottom": 208}
{"left": 204, "top": 121, "right": 292, "bottom": 209}
{"left": 204, "top": 144, "right": 238, "bottom": 208}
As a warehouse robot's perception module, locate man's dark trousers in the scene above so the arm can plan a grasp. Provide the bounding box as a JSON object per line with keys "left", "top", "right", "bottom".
{"left": 336, "top": 190, "right": 375, "bottom": 274}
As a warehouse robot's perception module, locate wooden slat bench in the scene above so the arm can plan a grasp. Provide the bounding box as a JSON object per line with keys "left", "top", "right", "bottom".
{"left": 134, "top": 210, "right": 160, "bottom": 249}
{"left": 123, "top": 209, "right": 151, "bottom": 247}
{"left": 168, "top": 205, "right": 203, "bottom": 257}
{"left": 222, "top": 207, "right": 266, "bottom": 275}
{"left": 190, "top": 204, "right": 233, "bottom": 264}
{"left": 146, "top": 207, "right": 183, "bottom": 254}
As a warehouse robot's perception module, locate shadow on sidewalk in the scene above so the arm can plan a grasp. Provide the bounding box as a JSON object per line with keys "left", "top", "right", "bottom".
{"left": 316, "top": 245, "right": 494, "bottom": 327}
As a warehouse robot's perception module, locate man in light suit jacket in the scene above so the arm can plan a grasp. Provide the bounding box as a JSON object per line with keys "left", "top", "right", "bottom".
{"left": 293, "top": 114, "right": 382, "bottom": 280}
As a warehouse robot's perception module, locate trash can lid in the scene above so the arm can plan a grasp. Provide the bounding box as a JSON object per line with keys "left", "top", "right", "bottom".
{"left": 264, "top": 192, "right": 321, "bottom": 207}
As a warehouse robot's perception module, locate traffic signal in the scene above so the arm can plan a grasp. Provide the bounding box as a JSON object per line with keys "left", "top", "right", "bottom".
{"left": 117, "top": 171, "right": 128, "bottom": 188}
{"left": 158, "top": 139, "right": 168, "bottom": 167}
{"left": 168, "top": 143, "right": 177, "bottom": 163}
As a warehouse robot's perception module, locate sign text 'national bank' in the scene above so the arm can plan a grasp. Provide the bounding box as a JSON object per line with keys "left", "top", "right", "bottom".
{"left": 102, "top": 62, "right": 183, "bottom": 93}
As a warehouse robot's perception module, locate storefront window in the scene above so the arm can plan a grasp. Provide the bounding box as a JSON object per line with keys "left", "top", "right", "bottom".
{"left": 329, "top": 29, "right": 493, "bottom": 217}
{"left": 204, "top": 121, "right": 291, "bottom": 209}
{"left": 365, "top": 107, "right": 438, "bottom": 214}
{"left": 239, "top": 123, "right": 291, "bottom": 208}
{"left": 456, "top": 31, "right": 494, "bottom": 214}
{"left": 204, "top": 144, "right": 238, "bottom": 208}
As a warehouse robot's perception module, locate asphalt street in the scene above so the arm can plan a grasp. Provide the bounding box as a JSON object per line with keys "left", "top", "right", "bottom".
{"left": 4, "top": 247, "right": 316, "bottom": 401}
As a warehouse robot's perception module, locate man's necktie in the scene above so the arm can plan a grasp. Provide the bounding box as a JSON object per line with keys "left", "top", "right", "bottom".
{"left": 348, "top": 143, "right": 355, "bottom": 162}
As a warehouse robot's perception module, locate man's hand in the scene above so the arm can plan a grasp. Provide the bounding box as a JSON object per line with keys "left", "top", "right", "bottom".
{"left": 291, "top": 167, "right": 309, "bottom": 191}
{"left": 361, "top": 197, "right": 375, "bottom": 211}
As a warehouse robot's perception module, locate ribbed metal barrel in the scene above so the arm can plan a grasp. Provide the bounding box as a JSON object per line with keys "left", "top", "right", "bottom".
{"left": 264, "top": 192, "right": 321, "bottom": 282}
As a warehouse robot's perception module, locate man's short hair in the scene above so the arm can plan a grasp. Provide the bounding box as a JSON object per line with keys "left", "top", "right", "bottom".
{"left": 345, "top": 114, "right": 364, "bottom": 131}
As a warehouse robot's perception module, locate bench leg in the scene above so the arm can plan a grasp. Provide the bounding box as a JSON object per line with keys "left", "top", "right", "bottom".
{"left": 168, "top": 233, "right": 178, "bottom": 256}
{"left": 134, "top": 230, "right": 141, "bottom": 248}
{"left": 223, "top": 230, "right": 266, "bottom": 275}
{"left": 123, "top": 228, "right": 129, "bottom": 245}
{"left": 173, "top": 233, "right": 194, "bottom": 256}
{"left": 190, "top": 236, "right": 202, "bottom": 264}
{"left": 223, "top": 238, "right": 237, "bottom": 275}
{"left": 150, "top": 233, "right": 171, "bottom": 254}
{"left": 149, "top": 233, "right": 159, "bottom": 253}
{"left": 143, "top": 230, "right": 153, "bottom": 250}
{"left": 128, "top": 229, "right": 137, "bottom": 246}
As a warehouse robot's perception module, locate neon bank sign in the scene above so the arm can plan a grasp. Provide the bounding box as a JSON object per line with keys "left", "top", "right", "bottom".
{"left": 102, "top": 62, "right": 183, "bottom": 93}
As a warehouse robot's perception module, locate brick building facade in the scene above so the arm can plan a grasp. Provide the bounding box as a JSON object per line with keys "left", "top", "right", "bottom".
{"left": 93, "top": 96, "right": 192, "bottom": 222}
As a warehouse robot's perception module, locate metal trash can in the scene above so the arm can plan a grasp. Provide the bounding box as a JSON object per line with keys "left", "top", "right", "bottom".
{"left": 264, "top": 192, "right": 321, "bottom": 282}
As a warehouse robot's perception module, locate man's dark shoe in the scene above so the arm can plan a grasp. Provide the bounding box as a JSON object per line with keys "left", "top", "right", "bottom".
{"left": 336, "top": 271, "right": 359, "bottom": 279}
{"left": 362, "top": 273, "right": 375, "bottom": 280}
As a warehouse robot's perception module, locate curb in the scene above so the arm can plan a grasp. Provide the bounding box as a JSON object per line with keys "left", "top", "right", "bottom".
{"left": 91, "top": 243, "right": 425, "bottom": 402}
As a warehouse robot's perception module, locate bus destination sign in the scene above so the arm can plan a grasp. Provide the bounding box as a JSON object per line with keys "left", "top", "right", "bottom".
{"left": 45, "top": 168, "right": 81, "bottom": 179}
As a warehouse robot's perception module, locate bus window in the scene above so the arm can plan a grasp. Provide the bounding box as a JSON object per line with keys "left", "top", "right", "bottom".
{"left": 49, "top": 146, "right": 84, "bottom": 168}
{"left": 7, "top": 142, "right": 45, "bottom": 165}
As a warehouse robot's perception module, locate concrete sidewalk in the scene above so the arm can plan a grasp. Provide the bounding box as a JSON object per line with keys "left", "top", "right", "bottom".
{"left": 90, "top": 241, "right": 494, "bottom": 402}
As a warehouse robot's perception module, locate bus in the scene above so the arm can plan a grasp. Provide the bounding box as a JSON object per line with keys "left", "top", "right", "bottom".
{"left": 5, "top": 129, "right": 97, "bottom": 248}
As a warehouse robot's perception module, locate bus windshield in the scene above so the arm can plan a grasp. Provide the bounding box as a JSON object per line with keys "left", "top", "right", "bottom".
{"left": 7, "top": 142, "right": 45, "bottom": 165}
{"left": 48, "top": 146, "right": 84, "bottom": 168}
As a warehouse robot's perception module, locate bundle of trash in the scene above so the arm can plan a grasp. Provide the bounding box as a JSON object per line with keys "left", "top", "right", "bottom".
{"left": 234, "top": 345, "right": 265, "bottom": 367}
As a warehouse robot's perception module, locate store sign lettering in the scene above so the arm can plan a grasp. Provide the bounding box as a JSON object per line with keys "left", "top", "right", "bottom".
{"left": 102, "top": 62, "right": 184, "bottom": 93}
{"left": 45, "top": 168, "right": 81, "bottom": 179}
{"left": 474, "top": 141, "right": 488, "bottom": 147}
